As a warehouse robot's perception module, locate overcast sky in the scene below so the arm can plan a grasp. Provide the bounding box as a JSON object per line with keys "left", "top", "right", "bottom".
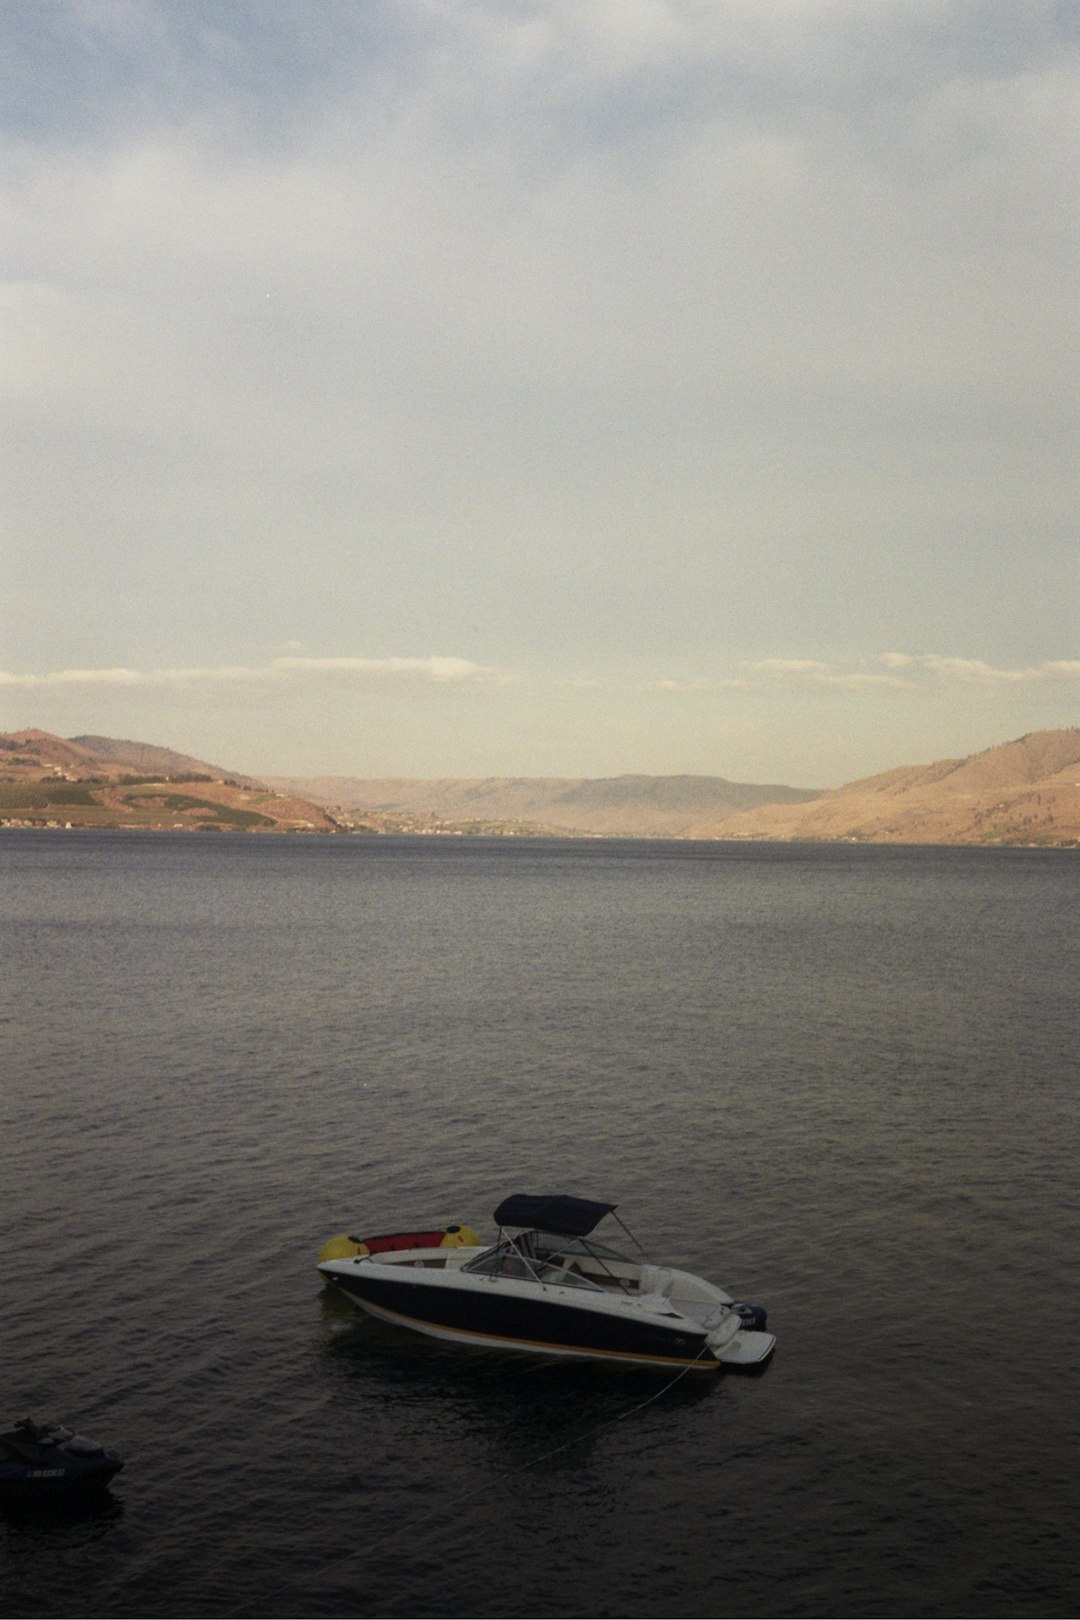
{"left": 2, "top": 1, "right": 1077, "bottom": 785}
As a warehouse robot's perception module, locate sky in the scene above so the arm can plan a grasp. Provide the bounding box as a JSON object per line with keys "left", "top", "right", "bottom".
{"left": 1, "top": 0, "right": 1077, "bottom": 786}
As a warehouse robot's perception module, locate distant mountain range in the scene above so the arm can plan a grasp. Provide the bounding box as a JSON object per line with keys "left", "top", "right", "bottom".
{"left": 265, "top": 771, "right": 818, "bottom": 837}
{"left": 2, "top": 727, "right": 1079, "bottom": 845}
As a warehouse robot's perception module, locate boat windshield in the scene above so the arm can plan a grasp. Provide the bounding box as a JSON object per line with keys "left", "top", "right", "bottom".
{"left": 461, "top": 1229, "right": 634, "bottom": 1290}
{"left": 462, "top": 1236, "right": 547, "bottom": 1280}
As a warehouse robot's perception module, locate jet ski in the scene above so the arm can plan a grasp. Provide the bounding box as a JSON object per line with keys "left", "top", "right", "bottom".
{"left": 0, "top": 1419, "right": 124, "bottom": 1494}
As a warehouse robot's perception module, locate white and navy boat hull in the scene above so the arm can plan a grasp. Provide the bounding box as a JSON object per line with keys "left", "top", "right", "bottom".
{"left": 323, "top": 1256, "right": 721, "bottom": 1367}
{"left": 320, "top": 1238, "right": 774, "bottom": 1370}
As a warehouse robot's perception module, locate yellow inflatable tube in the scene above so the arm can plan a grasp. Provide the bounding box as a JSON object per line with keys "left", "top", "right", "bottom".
{"left": 318, "top": 1224, "right": 480, "bottom": 1266}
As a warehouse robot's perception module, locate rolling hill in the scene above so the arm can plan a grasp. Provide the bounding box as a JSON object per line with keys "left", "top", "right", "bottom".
{"left": 0, "top": 730, "right": 339, "bottom": 833}
{"left": 266, "top": 771, "right": 818, "bottom": 838}
{"left": 699, "top": 730, "right": 1080, "bottom": 846}
{"left": 3, "top": 727, "right": 1078, "bottom": 844}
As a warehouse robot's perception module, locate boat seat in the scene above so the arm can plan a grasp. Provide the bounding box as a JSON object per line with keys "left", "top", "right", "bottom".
{"left": 2, "top": 1435, "right": 50, "bottom": 1464}
{"left": 638, "top": 1266, "right": 675, "bottom": 1297}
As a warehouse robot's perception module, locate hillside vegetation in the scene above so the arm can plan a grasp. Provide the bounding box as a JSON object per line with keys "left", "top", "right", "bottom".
{"left": 0, "top": 731, "right": 337, "bottom": 833}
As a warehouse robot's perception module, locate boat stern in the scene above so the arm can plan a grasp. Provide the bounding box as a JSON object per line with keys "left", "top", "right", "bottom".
{"left": 707, "top": 1325, "right": 776, "bottom": 1366}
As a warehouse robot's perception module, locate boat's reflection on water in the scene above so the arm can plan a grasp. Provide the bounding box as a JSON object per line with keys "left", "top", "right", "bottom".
{"left": 317, "top": 1282, "right": 745, "bottom": 1476}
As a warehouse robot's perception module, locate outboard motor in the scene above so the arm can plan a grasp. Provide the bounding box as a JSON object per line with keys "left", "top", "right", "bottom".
{"left": 733, "top": 1301, "right": 768, "bottom": 1332}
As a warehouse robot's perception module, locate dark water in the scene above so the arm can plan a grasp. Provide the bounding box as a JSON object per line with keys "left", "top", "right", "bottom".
{"left": 1, "top": 830, "right": 1077, "bottom": 1619}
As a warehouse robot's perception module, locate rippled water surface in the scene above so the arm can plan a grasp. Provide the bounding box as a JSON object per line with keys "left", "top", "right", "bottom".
{"left": 2, "top": 831, "right": 1077, "bottom": 1617}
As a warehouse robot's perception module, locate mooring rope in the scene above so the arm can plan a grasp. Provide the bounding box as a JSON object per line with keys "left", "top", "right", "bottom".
{"left": 226, "top": 1344, "right": 716, "bottom": 1616}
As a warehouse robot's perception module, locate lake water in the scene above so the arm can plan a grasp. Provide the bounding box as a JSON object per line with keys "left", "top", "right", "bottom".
{"left": 1, "top": 830, "right": 1077, "bottom": 1618}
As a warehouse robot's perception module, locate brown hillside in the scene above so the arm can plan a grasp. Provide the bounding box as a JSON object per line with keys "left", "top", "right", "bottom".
{"left": 70, "top": 734, "right": 262, "bottom": 787}
{"left": 0, "top": 730, "right": 338, "bottom": 833}
{"left": 268, "top": 772, "right": 818, "bottom": 838}
{"left": 0, "top": 730, "right": 103, "bottom": 777}
{"left": 6, "top": 726, "right": 1078, "bottom": 844}
{"left": 702, "top": 730, "right": 1080, "bottom": 846}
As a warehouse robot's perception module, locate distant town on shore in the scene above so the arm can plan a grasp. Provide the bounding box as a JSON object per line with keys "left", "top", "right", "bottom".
{"left": 2, "top": 726, "right": 1079, "bottom": 847}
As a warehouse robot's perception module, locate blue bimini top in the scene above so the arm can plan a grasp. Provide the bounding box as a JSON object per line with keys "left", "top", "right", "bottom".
{"left": 492, "top": 1195, "right": 617, "bottom": 1237}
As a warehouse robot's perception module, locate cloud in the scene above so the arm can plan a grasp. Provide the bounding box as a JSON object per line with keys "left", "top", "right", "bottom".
{"left": 817, "top": 673, "right": 914, "bottom": 691}
{"left": 4, "top": 648, "right": 1074, "bottom": 703}
{"left": 272, "top": 655, "right": 492, "bottom": 682}
{"left": 0, "top": 4, "right": 1076, "bottom": 782}
{"left": 881, "top": 653, "right": 1073, "bottom": 683}
{"left": 743, "top": 658, "right": 912, "bottom": 690}
{"left": 741, "top": 653, "right": 1080, "bottom": 690}
{"left": 0, "top": 655, "right": 501, "bottom": 689}
{"left": 0, "top": 666, "right": 149, "bottom": 689}
{"left": 650, "top": 677, "right": 717, "bottom": 692}
{"left": 743, "top": 659, "right": 836, "bottom": 675}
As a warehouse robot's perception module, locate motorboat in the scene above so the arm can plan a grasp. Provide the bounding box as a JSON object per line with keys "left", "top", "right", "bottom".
{"left": 0, "top": 1419, "right": 124, "bottom": 1495}
{"left": 317, "top": 1195, "right": 775, "bottom": 1371}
